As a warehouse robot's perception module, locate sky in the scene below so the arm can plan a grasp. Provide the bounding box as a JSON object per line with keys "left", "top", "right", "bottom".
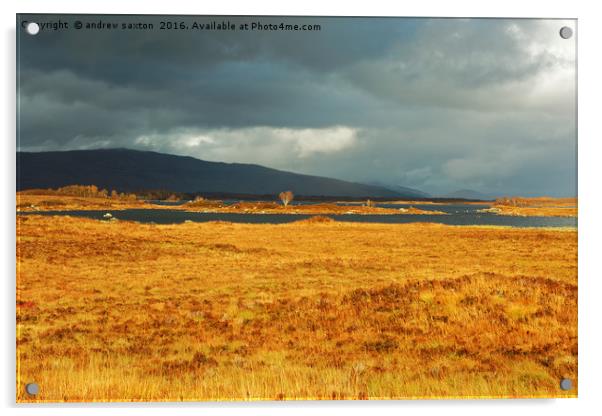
{"left": 17, "top": 15, "right": 577, "bottom": 197}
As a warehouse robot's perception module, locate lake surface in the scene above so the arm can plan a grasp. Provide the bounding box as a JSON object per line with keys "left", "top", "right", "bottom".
{"left": 21, "top": 204, "right": 577, "bottom": 228}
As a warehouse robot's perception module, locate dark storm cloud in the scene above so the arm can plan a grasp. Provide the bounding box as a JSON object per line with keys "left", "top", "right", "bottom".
{"left": 17, "top": 15, "right": 576, "bottom": 196}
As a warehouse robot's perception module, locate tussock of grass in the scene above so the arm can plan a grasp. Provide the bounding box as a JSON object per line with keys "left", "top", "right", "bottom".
{"left": 186, "top": 197, "right": 223, "bottom": 208}
{"left": 294, "top": 215, "right": 335, "bottom": 224}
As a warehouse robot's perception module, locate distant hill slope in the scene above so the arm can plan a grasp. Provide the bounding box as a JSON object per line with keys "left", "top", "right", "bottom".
{"left": 366, "top": 181, "right": 431, "bottom": 199}
{"left": 443, "top": 189, "right": 494, "bottom": 200}
{"left": 17, "top": 148, "right": 426, "bottom": 198}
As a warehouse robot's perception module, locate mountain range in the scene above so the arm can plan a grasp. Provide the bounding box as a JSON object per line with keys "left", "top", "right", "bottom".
{"left": 16, "top": 148, "right": 428, "bottom": 199}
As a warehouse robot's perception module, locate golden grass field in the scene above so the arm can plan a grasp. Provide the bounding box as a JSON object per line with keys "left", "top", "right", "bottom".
{"left": 16, "top": 215, "right": 577, "bottom": 402}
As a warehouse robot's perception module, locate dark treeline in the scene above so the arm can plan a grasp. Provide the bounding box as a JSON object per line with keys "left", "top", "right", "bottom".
{"left": 19, "top": 185, "right": 137, "bottom": 200}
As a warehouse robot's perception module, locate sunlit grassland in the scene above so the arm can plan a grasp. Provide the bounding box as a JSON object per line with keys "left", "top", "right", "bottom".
{"left": 491, "top": 197, "right": 577, "bottom": 217}
{"left": 16, "top": 216, "right": 577, "bottom": 401}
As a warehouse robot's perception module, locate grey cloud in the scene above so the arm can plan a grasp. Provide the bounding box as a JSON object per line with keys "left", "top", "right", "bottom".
{"left": 17, "top": 15, "right": 577, "bottom": 196}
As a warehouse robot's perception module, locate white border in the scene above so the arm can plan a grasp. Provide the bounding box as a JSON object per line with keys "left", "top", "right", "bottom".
{"left": 3, "top": 1, "right": 601, "bottom": 415}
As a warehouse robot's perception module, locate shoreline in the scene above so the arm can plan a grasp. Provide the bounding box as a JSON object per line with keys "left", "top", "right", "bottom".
{"left": 16, "top": 194, "right": 447, "bottom": 216}
{"left": 16, "top": 194, "right": 577, "bottom": 218}
{"left": 17, "top": 212, "right": 577, "bottom": 231}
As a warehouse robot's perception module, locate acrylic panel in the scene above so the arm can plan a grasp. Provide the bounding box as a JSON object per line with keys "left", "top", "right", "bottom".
{"left": 16, "top": 14, "right": 577, "bottom": 402}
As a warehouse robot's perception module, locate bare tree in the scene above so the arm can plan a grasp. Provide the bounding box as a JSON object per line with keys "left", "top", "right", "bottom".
{"left": 278, "top": 190, "right": 294, "bottom": 207}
